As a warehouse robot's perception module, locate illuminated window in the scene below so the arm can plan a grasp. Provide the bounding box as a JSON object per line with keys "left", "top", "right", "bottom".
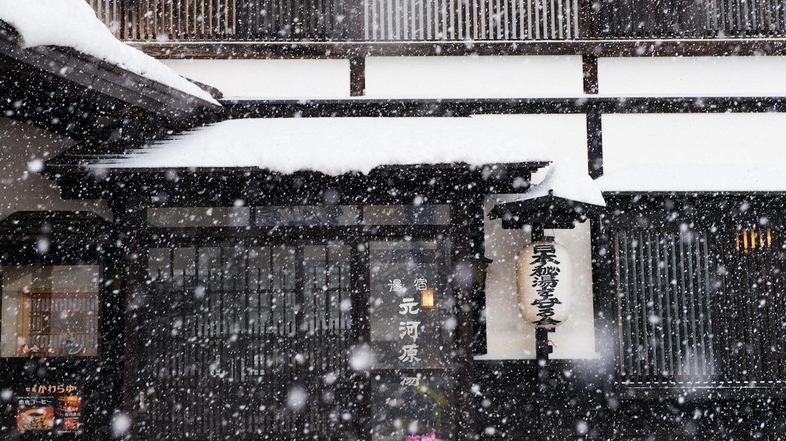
{"left": 1, "top": 266, "right": 99, "bottom": 358}
{"left": 735, "top": 227, "right": 772, "bottom": 253}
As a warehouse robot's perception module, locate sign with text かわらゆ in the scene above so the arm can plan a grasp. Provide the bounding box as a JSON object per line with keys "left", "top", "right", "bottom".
{"left": 17, "top": 383, "right": 82, "bottom": 434}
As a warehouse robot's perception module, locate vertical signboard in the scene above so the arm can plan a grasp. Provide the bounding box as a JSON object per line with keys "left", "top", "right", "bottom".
{"left": 369, "top": 240, "right": 454, "bottom": 441}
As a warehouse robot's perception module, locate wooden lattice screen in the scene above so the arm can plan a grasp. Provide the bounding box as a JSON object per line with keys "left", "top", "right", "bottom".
{"left": 17, "top": 290, "right": 99, "bottom": 357}
{"left": 141, "top": 243, "right": 355, "bottom": 439}
{"left": 614, "top": 227, "right": 786, "bottom": 385}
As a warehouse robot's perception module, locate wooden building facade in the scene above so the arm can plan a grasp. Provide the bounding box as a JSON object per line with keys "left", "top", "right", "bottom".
{"left": 3, "top": 0, "right": 786, "bottom": 439}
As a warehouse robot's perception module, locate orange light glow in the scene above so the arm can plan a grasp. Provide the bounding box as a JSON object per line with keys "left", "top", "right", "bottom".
{"left": 420, "top": 288, "right": 435, "bottom": 309}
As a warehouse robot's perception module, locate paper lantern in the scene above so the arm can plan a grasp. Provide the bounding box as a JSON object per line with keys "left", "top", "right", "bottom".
{"left": 516, "top": 239, "right": 572, "bottom": 328}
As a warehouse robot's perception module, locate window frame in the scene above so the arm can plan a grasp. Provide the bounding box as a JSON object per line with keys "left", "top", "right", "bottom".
{"left": 597, "top": 193, "right": 786, "bottom": 391}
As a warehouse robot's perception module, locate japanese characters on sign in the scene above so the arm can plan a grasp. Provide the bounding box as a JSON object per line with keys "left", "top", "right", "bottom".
{"left": 400, "top": 376, "right": 421, "bottom": 387}
{"left": 529, "top": 244, "right": 562, "bottom": 326}
{"left": 517, "top": 240, "right": 573, "bottom": 328}
{"left": 393, "top": 277, "right": 429, "bottom": 365}
{"left": 17, "top": 383, "right": 82, "bottom": 434}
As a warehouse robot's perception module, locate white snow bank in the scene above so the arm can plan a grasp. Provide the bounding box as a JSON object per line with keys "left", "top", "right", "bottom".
{"left": 597, "top": 163, "right": 786, "bottom": 192}
{"left": 0, "top": 0, "right": 218, "bottom": 104}
{"left": 93, "top": 117, "right": 552, "bottom": 175}
{"left": 518, "top": 160, "right": 606, "bottom": 206}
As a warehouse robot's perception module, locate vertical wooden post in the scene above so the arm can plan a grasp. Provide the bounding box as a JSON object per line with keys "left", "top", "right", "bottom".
{"left": 349, "top": 234, "right": 371, "bottom": 438}
{"left": 111, "top": 194, "right": 148, "bottom": 441}
{"left": 349, "top": 56, "right": 366, "bottom": 97}
{"left": 536, "top": 326, "right": 556, "bottom": 438}
{"left": 586, "top": 107, "right": 603, "bottom": 179}
{"left": 582, "top": 54, "right": 599, "bottom": 95}
{"left": 453, "top": 194, "right": 484, "bottom": 440}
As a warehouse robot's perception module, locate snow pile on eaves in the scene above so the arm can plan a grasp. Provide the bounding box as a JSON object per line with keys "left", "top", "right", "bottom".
{"left": 596, "top": 164, "right": 786, "bottom": 192}
{"left": 0, "top": 0, "right": 218, "bottom": 105}
{"left": 93, "top": 117, "right": 551, "bottom": 175}
{"left": 519, "top": 159, "right": 606, "bottom": 206}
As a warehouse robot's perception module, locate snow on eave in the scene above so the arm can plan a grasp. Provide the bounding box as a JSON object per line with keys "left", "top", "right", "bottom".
{"left": 89, "top": 117, "right": 552, "bottom": 175}
{"left": 0, "top": 0, "right": 219, "bottom": 106}
{"left": 596, "top": 164, "right": 786, "bottom": 193}
{"left": 516, "top": 160, "right": 606, "bottom": 207}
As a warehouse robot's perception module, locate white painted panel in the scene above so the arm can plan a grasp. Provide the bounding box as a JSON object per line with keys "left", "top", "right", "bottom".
{"left": 599, "top": 56, "right": 786, "bottom": 96}
{"left": 0, "top": 118, "right": 110, "bottom": 221}
{"left": 161, "top": 59, "right": 351, "bottom": 98}
{"left": 365, "top": 55, "right": 584, "bottom": 98}
{"left": 482, "top": 196, "right": 597, "bottom": 359}
{"left": 603, "top": 113, "right": 786, "bottom": 173}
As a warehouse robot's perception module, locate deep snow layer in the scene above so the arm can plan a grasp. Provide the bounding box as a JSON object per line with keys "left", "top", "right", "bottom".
{"left": 95, "top": 117, "right": 553, "bottom": 175}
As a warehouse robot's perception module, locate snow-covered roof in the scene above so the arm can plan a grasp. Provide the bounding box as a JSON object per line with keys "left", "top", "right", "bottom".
{"left": 91, "top": 117, "right": 552, "bottom": 175}
{"left": 0, "top": 0, "right": 218, "bottom": 105}
{"left": 596, "top": 164, "right": 786, "bottom": 193}
{"left": 518, "top": 160, "right": 606, "bottom": 206}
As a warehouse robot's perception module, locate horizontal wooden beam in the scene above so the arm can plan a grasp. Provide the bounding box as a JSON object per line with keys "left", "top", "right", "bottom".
{"left": 222, "top": 96, "right": 786, "bottom": 117}
{"left": 130, "top": 38, "right": 786, "bottom": 59}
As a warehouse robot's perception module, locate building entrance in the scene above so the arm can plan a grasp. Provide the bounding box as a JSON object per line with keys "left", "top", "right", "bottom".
{"left": 140, "top": 235, "right": 456, "bottom": 440}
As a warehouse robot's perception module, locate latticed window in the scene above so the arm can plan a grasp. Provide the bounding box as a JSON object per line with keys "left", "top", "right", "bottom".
{"left": 613, "top": 225, "right": 786, "bottom": 385}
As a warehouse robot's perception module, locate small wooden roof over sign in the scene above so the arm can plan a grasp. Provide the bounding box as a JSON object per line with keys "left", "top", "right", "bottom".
{"left": 489, "top": 192, "right": 602, "bottom": 230}
{"left": 489, "top": 161, "right": 606, "bottom": 230}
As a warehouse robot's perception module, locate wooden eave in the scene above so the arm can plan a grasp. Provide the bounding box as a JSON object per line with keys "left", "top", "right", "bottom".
{"left": 0, "top": 21, "right": 221, "bottom": 142}
{"left": 0, "top": 211, "right": 115, "bottom": 263}
{"left": 599, "top": 192, "right": 786, "bottom": 230}
{"left": 0, "top": 211, "right": 113, "bottom": 243}
{"left": 44, "top": 160, "right": 547, "bottom": 206}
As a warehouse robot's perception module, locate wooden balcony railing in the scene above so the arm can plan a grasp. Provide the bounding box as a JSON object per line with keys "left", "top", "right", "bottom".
{"left": 587, "top": 0, "right": 786, "bottom": 38}
{"left": 88, "top": 0, "right": 786, "bottom": 43}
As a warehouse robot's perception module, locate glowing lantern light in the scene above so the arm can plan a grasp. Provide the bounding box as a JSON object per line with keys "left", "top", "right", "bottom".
{"left": 516, "top": 239, "right": 572, "bottom": 328}
{"left": 420, "top": 288, "right": 435, "bottom": 309}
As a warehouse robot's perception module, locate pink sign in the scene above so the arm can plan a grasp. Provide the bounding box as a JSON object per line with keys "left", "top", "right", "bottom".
{"left": 406, "top": 433, "right": 439, "bottom": 441}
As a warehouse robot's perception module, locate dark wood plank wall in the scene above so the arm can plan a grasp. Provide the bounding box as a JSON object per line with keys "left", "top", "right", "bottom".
{"left": 90, "top": 0, "right": 786, "bottom": 43}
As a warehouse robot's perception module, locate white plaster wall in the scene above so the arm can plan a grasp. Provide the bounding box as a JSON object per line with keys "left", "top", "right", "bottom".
{"left": 602, "top": 113, "right": 786, "bottom": 173}
{"left": 0, "top": 118, "right": 111, "bottom": 221}
{"left": 365, "top": 55, "right": 584, "bottom": 97}
{"left": 160, "top": 59, "right": 351, "bottom": 98}
{"left": 482, "top": 195, "right": 597, "bottom": 359}
{"left": 599, "top": 56, "right": 786, "bottom": 96}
